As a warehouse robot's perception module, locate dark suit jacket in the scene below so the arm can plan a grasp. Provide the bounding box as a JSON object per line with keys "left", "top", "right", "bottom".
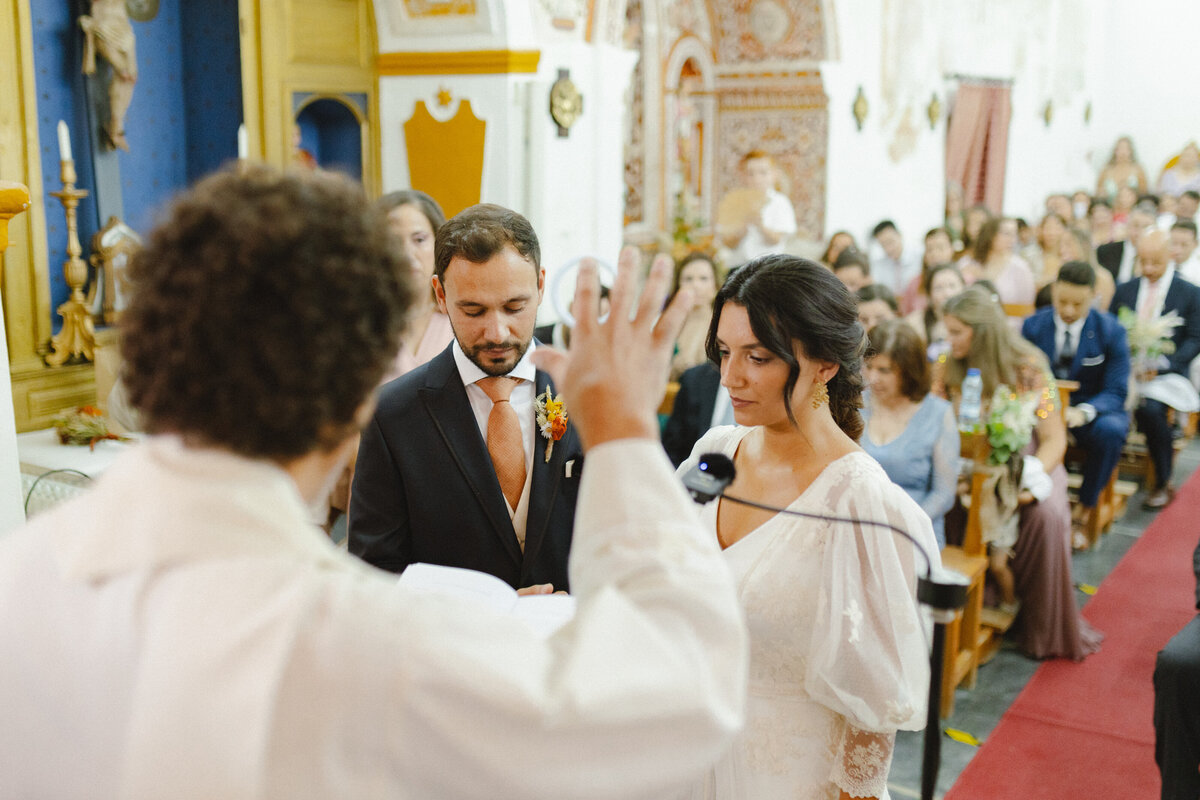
{"left": 662, "top": 362, "right": 721, "bottom": 467}
{"left": 1022, "top": 306, "right": 1130, "bottom": 415}
{"left": 1096, "top": 240, "right": 1127, "bottom": 284}
{"left": 348, "top": 346, "right": 583, "bottom": 591}
{"left": 1110, "top": 274, "right": 1200, "bottom": 376}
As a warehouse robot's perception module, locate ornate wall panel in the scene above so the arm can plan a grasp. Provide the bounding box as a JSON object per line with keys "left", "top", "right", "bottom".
{"left": 714, "top": 75, "right": 828, "bottom": 239}
{"left": 707, "top": 0, "right": 825, "bottom": 64}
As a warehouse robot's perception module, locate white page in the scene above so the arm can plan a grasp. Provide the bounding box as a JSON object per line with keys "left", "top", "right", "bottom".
{"left": 398, "top": 562, "right": 577, "bottom": 638}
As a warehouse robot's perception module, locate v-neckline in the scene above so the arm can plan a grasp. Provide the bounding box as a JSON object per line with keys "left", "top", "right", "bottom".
{"left": 716, "top": 432, "right": 860, "bottom": 551}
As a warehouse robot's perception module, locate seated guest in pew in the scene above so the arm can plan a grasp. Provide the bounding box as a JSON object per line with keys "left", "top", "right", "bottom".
{"left": 958, "top": 217, "right": 1037, "bottom": 308}
{"left": 662, "top": 360, "right": 728, "bottom": 467}
{"left": 832, "top": 247, "right": 871, "bottom": 293}
{"left": 943, "top": 286, "right": 1103, "bottom": 659}
{"left": 1022, "top": 261, "right": 1130, "bottom": 549}
{"left": 905, "top": 263, "right": 966, "bottom": 356}
{"left": 1154, "top": 533, "right": 1200, "bottom": 800}
{"left": 855, "top": 283, "right": 899, "bottom": 332}
{"left": 669, "top": 251, "right": 722, "bottom": 381}
{"left": 862, "top": 320, "right": 959, "bottom": 548}
{"left": 0, "top": 166, "right": 749, "bottom": 798}
{"left": 1110, "top": 229, "right": 1200, "bottom": 510}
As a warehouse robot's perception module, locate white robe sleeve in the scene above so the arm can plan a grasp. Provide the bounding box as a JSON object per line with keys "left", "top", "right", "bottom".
{"left": 802, "top": 464, "right": 939, "bottom": 797}
{"left": 356, "top": 439, "right": 748, "bottom": 800}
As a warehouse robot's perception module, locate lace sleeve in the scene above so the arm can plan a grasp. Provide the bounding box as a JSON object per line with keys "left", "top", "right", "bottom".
{"left": 921, "top": 403, "right": 961, "bottom": 531}
{"left": 831, "top": 723, "right": 896, "bottom": 799}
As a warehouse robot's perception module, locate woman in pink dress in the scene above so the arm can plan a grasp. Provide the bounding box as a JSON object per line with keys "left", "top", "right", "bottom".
{"left": 958, "top": 217, "right": 1036, "bottom": 308}
{"left": 378, "top": 190, "right": 455, "bottom": 381}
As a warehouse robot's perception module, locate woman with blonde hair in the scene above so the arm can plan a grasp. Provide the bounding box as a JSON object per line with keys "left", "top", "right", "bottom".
{"left": 1060, "top": 225, "right": 1114, "bottom": 309}
{"left": 1096, "top": 135, "right": 1148, "bottom": 202}
{"left": 941, "top": 286, "right": 1102, "bottom": 660}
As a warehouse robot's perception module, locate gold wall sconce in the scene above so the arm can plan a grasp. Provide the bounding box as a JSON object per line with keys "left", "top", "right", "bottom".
{"left": 852, "top": 86, "right": 868, "bottom": 131}
{"left": 1043, "top": 100, "right": 1053, "bottom": 127}
{"left": 926, "top": 93, "right": 941, "bottom": 130}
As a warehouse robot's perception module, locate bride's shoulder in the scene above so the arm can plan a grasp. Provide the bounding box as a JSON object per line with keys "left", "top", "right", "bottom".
{"left": 692, "top": 424, "right": 750, "bottom": 456}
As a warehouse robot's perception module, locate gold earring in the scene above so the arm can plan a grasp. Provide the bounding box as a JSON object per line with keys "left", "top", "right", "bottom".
{"left": 811, "top": 381, "right": 829, "bottom": 409}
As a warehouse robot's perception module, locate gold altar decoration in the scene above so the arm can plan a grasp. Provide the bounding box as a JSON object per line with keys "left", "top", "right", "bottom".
{"left": 46, "top": 159, "right": 95, "bottom": 367}
{"left": 404, "top": 100, "right": 485, "bottom": 218}
{"left": 1043, "top": 100, "right": 1053, "bottom": 127}
{"left": 0, "top": 182, "right": 31, "bottom": 254}
{"left": 549, "top": 71, "right": 583, "bottom": 137}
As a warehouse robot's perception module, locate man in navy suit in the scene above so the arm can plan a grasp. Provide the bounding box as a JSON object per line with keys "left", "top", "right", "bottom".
{"left": 1023, "top": 261, "right": 1129, "bottom": 539}
{"left": 1110, "top": 230, "right": 1200, "bottom": 509}
{"left": 349, "top": 205, "right": 583, "bottom": 590}
{"left": 662, "top": 361, "right": 729, "bottom": 467}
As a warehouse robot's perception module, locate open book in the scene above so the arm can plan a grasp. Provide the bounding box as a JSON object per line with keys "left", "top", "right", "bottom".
{"left": 398, "top": 563, "right": 577, "bottom": 638}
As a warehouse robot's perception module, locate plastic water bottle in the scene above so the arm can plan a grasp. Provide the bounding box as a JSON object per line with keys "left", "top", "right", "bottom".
{"left": 959, "top": 368, "right": 983, "bottom": 433}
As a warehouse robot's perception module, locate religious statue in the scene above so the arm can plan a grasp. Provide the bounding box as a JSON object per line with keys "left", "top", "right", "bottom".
{"left": 79, "top": 0, "right": 138, "bottom": 152}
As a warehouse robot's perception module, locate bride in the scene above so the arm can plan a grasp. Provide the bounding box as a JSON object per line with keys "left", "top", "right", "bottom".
{"left": 679, "top": 255, "right": 938, "bottom": 799}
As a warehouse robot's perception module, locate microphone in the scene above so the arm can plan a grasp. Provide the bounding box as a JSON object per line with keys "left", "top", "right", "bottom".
{"left": 681, "top": 452, "right": 737, "bottom": 503}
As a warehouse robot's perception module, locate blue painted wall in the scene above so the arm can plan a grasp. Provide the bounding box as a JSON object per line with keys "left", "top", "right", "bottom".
{"left": 31, "top": 0, "right": 241, "bottom": 332}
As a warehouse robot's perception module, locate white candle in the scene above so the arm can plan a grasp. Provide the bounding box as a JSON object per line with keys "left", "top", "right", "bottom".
{"left": 57, "top": 120, "right": 72, "bottom": 162}
{"left": 237, "top": 124, "right": 248, "bottom": 160}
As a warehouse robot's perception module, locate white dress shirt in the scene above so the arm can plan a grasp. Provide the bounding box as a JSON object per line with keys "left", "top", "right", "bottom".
{"left": 453, "top": 340, "right": 536, "bottom": 543}
{"left": 0, "top": 435, "right": 747, "bottom": 799}
{"left": 731, "top": 189, "right": 797, "bottom": 265}
{"left": 1053, "top": 313, "right": 1086, "bottom": 362}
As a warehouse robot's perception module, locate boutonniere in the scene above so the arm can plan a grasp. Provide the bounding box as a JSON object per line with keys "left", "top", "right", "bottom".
{"left": 535, "top": 389, "right": 568, "bottom": 462}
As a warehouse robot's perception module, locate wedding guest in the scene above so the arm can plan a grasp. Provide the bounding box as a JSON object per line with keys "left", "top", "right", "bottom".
{"left": 905, "top": 263, "right": 966, "bottom": 352}
{"left": 680, "top": 254, "right": 938, "bottom": 799}
{"left": 959, "top": 217, "right": 1037, "bottom": 308}
{"left": 1030, "top": 213, "right": 1069, "bottom": 289}
{"left": 718, "top": 150, "right": 797, "bottom": 266}
{"left": 833, "top": 248, "right": 871, "bottom": 293}
{"left": 378, "top": 190, "right": 455, "bottom": 379}
{"left": 1096, "top": 135, "right": 1149, "bottom": 203}
{"left": 0, "top": 165, "right": 749, "bottom": 798}
{"left": 669, "top": 251, "right": 721, "bottom": 380}
{"left": 820, "top": 229, "right": 857, "bottom": 267}
{"left": 899, "top": 226, "right": 956, "bottom": 314}
{"left": 1110, "top": 229, "right": 1200, "bottom": 510}
{"left": 943, "top": 287, "right": 1103, "bottom": 659}
{"left": 1089, "top": 198, "right": 1116, "bottom": 247}
{"left": 1178, "top": 190, "right": 1199, "bottom": 224}
{"left": 662, "top": 360, "right": 726, "bottom": 467}
{"left": 1059, "top": 226, "right": 1115, "bottom": 310}
{"left": 1022, "top": 261, "right": 1130, "bottom": 550}
{"left": 869, "top": 219, "right": 921, "bottom": 296}
{"left": 960, "top": 204, "right": 993, "bottom": 256}
{"left": 1159, "top": 142, "right": 1200, "bottom": 198}
{"left": 855, "top": 283, "right": 899, "bottom": 332}
{"left": 863, "top": 320, "right": 959, "bottom": 548}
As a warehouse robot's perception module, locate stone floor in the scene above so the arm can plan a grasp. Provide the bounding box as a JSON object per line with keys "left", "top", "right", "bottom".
{"left": 885, "top": 439, "right": 1200, "bottom": 799}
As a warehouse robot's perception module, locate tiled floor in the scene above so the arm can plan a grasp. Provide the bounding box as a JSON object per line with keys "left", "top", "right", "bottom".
{"left": 885, "top": 440, "right": 1200, "bottom": 799}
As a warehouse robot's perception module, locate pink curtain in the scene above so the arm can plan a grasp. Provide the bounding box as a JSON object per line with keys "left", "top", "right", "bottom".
{"left": 945, "top": 82, "right": 1012, "bottom": 214}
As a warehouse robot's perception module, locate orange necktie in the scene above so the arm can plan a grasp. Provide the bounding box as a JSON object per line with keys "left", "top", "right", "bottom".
{"left": 478, "top": 376, "right": 526, "bottom": 511}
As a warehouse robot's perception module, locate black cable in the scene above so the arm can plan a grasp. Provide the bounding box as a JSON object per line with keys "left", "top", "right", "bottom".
{"left": 716, "top": 492, "right": 935, "bottom": 580}
{"left": 24, "top": 468, "right": 93, "bottom": 515}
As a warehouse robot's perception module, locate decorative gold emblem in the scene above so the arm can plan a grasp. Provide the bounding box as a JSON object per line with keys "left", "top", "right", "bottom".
{"left": 550, "top": 69, "right": 582, "bottom": 137}
{"left": 926, "top": 92, "right": 941, "bottom": 130}
{"left": 1043, "top": 100, "right": 1053, "bottom": 127}
{"left": 852, "top": 86, "right": 868, "bottom": 132}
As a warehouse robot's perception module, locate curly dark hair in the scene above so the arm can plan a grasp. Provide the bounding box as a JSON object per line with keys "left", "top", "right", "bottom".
{"left": 121, "top": 165, "right": 415, "bottom": 461}
{"left": 706, "top": 254, "right": 866, "bottom": 440}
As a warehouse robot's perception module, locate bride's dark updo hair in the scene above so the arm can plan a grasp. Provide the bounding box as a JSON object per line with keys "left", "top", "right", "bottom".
{"left": 705, "top": 254, "right": 866, "bottom": 440}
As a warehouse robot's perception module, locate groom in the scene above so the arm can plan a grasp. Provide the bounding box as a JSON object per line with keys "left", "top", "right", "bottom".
{"left": 350, "top": 204, "right": 583, "bottom": 591}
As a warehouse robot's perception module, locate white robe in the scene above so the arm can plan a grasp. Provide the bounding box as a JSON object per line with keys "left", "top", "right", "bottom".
{"left": 0, "top": 436, "right": 747, "bottom": 799}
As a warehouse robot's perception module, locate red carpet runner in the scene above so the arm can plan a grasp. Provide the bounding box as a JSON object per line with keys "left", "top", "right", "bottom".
{"left": 945, "top": 470, "right": 1200, "bottom": 800}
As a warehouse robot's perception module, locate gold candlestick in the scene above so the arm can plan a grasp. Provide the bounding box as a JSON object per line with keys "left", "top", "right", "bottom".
{"left": 45, "top": 159, "right": 95, "bottom": 366}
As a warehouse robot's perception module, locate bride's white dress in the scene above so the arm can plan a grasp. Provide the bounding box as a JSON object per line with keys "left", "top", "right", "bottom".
{"left": 680, "top": 426, "right": 939, "bottom": 800}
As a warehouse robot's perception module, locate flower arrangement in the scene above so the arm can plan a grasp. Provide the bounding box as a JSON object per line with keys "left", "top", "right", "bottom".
{"left": 985, "top": 385, "right": 1037, "bottom": 465}
{"left": 1117, "top": 306, "right": 1182, "bottom": 371}
{"left": 535, "top": 389, "right": 568, "bottom": 462}
{"left": 52, "top": 405, "right": 127, "bottom": 450}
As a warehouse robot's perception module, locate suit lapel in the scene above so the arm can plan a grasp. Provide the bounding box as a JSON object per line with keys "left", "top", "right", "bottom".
{"left": 523, "top": 371, "right": 571, "bottom": 570}
{"left": 418, "top": 350, "right": 523, "bottom": 567}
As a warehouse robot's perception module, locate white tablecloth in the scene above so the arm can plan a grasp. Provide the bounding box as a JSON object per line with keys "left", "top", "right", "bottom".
{"left": 18, "top": 429, "right": 135, "bottom": 517}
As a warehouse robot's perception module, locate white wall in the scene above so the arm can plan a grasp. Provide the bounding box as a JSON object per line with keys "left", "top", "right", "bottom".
{"left": 1086, "top": 0, "right": 1200, "bottom": 193}
{"left": 820, "top": 0, "right": 1200, "bottom": 248}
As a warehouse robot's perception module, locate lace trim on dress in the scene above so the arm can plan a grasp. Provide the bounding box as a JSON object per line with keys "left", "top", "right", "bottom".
{"left": 830, "top": 724, "right": 895, "bottom": 799}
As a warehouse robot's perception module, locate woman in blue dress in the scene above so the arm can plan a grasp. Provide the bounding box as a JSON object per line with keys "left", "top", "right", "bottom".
{"left": 861, "top": 320, "right": 959, "bottom": 548}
